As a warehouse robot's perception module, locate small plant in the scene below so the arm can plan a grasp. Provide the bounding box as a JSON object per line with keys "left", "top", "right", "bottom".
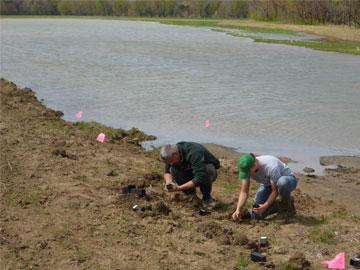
{"left": 234, "top": 255, "right": 248, "bottom": 269}
{"left": 223, "top": 183, "right": 237, "bottom": 193}
{"left": 351, "top": 214, "right": 360, "bottom": 223}
{"left": 74, "top": 247, "right": 90, "bottom": 264}
{"left": 309, "top": 227, "right": 336, "bottom": 244}
{"left": 332, "top": 207, "right": 348, "bottom": 219}
{"left": 46, "top": 119, "right": 63, "bottom": 127}
{"left": 250, "top": 181, "right": 260, "bottom": 192}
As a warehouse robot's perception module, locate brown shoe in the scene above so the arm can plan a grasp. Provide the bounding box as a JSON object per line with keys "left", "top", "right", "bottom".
{"left": 277, "top": 196, "right": 296, "bottom": 223}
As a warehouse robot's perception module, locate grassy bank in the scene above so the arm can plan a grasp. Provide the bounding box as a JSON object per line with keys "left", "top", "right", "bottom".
{"left": 228, "top": 32, "right": 360, "bottom": 55}
{"left": 2, "top": 15, "right": 359, "bottom": 55}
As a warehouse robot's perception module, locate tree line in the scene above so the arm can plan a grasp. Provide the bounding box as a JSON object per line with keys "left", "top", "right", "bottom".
{"left": 1, "top": 0, "right": 359, "bottom": 26}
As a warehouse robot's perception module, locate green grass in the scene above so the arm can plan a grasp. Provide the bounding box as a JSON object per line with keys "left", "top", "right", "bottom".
{"left": 46, "top": 118, "right": 64, "bottom": 128}
{"left": 331, "top": 207, "right": 348, "bottom": 219}
{"left": 220, "top": 23, "right": 296, "bottom": 34}
{"left": 3, "top": 188, "right": 49, "bottom": 208}
{"left": 223, "top": 182, "right": 237, "bottom": 193}
{"left": 309, "top": 227, "right": 336, "bottom": 244}
{"left": 75, "top": 121, "right": 152, "bottom": 141}
{"left": 73, "top": 247, "right": 91, "bottom": 264}
{"left": 229, "top": 32, "right": 360, "bottom": 55}
{"left": 234, "top": 255, "right": 248, "bottom": 269}
{"left": 293, "top": 215, "right": 328, "bottom": 226}
{"left": 215, "top": 202, "right": 233, "bottom": 211}
{"left": 255, "top": 38, "right": 360, "bottom": 55}
{"left": 278, "top": 264, "right": 301, "bottom": 270}
{"left": 46, "top": 119, "right": 153, "bottom": 142}
{"left": 211, "top": 28, "right": 227, "bottom": 33}
{"left": 351, "top": 214, "right": 360, "bottom": 223}
{"left": 157, "top": 18, "right": 219, "bottom": 28}
{"left": 250, "top": 181, "right": 260, "bottom": 192}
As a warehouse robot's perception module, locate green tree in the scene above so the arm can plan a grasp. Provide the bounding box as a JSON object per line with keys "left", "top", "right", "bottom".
{"left": 113, "top": 0, "right": 130, "bottom": 16}
{"left": 230, "top": 0, "right": 248, "bottom": 18}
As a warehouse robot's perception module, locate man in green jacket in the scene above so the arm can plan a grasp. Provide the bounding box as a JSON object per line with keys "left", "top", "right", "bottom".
{"left": 160, "top": 142, "right": 220, "bottom": 203}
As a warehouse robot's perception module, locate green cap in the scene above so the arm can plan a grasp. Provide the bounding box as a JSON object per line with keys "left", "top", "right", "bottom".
{"left": 238, "top": 154, "right": 255, "bottom": 179}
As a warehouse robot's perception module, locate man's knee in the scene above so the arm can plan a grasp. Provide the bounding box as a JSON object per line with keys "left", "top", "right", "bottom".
{"left": 277, "top": 176, "right": 292, "bottom": 196}
{"left": 205, "top": 164, "right": 217, "bottom": 182}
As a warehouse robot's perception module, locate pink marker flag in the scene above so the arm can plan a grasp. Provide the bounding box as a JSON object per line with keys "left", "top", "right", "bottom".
{"left": 322, "top": 252, "right": 345, "bottom": 269}
{"left": 204, "top": 119, "right": 210, "bottom": 128}
{"left": 96, "top": 133, "right": 106, "bottom": 143}
{"left": 76, "top": 111, "right": 83, "bottom": 120}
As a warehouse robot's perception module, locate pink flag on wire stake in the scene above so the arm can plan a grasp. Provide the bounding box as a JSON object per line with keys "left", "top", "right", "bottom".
{"left": 76, "top": 111, "right": 83, "bottom": 120}
{"left": 322, "top": 252, "right": 345, "bottom": 270}
{"left": 204, "top": 119, "right": 210, "bottom": 128}
{"left": 97, "top": 133, "right": 106, "bottom": 143}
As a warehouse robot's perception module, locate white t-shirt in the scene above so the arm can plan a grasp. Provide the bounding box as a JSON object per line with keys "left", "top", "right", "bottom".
{"left": 251, "top": 155, "right": 293, "bottom": 186}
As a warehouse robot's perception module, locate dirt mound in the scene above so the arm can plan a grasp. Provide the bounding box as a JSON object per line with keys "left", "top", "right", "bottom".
{"left": 233, "top": 233, "right": 249, "bottom": 246}
{"left": 283, "top": 252, "right": 312, "bottom": 270}
{"left": 143, "top": 172, "right": 162, "bottom": 181}
{"left": 152, "top": 201, "right": 171, "bottom": 216}
{"left": 52, "top": 149, "right": 77, "bottom": 160}
{"left": 293, "top": 189, "right": 315, "bottom": 211}
{"left": 197, "top": 221, "right": 224, "bottom": 239}
{"left": 196, "top": 222, "right": 250, "bottom": 247}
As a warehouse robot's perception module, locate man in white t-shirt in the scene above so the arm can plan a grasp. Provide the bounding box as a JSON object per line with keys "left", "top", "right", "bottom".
{"left": 232, "top": 153, "right": 297, "bottom": 221}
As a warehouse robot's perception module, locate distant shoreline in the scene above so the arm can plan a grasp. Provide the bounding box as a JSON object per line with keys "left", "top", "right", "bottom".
{"left": 1, "top": 16, "right": 360, "bottom": 55}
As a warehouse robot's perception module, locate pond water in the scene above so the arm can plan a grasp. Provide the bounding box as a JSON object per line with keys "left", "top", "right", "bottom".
{"left": 1, "top": 19, "right": 360, "bottom": 173}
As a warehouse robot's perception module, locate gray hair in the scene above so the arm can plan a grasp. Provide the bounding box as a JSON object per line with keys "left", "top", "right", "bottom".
{"left": 160, "top": 144, "right": 178, "bottom": 159}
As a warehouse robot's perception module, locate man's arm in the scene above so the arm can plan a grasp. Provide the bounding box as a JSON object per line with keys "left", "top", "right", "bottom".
{"left": 164, "top": 173, "right": 173, "bottom": 184}
{"left": 164, "top": 173, "right": 194, "bottom": 192}
{"left": 266, "top": 180, "right": 278, "bottom": 205}
{"left": 232, "top": 180, "right": 250, "bottom": 220}
{"left": 253, "top": 181, "right": 278, "bottom": 215}
{"left": 176, "top": 180, "right": 195, "bottom": 191}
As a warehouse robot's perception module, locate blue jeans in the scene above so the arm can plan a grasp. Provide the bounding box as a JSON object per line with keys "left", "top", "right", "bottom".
{"left": 253, "top": 175, "right": 297, "bottom": 219}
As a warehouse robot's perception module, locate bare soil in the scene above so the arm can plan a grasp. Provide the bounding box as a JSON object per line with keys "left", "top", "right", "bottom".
{"left": 1, "top": 79, "right": 359, "bottom": 270}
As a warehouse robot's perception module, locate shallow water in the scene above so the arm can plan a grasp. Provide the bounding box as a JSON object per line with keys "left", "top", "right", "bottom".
{"left": 213, "top": 28, "right": 322, "bottom": 41}
{"left": 1, "top": 19, "right": 360, "bottom": 173}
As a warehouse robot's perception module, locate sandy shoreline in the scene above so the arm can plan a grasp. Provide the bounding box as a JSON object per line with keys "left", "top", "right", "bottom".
{"left": 1, "top": 79, "right": 359, "bottom": 269}
{"left": 203, "top": 143, "right": 360, "bottom": 175}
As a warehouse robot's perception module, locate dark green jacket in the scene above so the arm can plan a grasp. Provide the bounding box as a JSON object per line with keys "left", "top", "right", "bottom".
{"left": 165, "top": 142, "right": 220, "bottom": 186}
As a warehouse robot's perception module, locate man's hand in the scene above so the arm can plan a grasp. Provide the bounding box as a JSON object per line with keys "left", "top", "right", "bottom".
{"left": 252, "top": 203, "right": 268, "bottom": 215}
{"left": 165, "top": 182, "right": 178, "bottom": 192}
{"left": 232, "top": 209, "right": 241, "bottom": 220}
